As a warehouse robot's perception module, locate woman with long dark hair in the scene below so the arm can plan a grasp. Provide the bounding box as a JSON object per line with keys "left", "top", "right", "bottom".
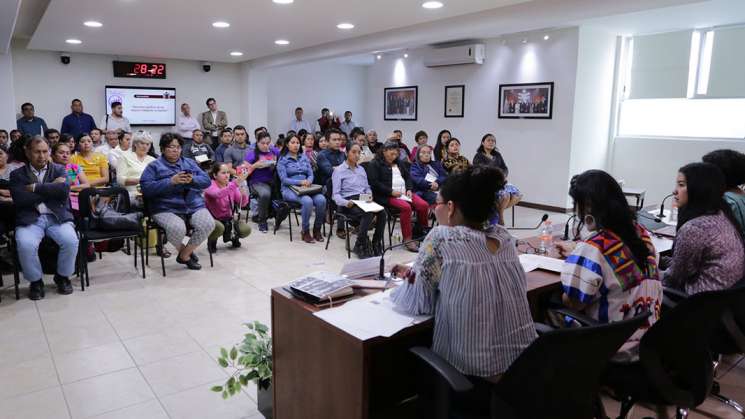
{"left": 557, "top": 170, "right": 662, "bottom": 358}
{"left": 441, "top": 137, "right": 470, "bottom": 174}
{"left": 473, "top": 133, "right": 522, "bottom": 225}
{"left": 244, "top": 131, "right": 279, "bottom": 233}
{"left": 662, "top": 162, "right": 745, "bottom": 294}
{"left": 432, "top": 129, "right": 451, "bottom": 162}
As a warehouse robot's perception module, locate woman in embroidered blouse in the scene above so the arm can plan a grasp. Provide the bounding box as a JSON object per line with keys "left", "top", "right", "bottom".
{"left": 205, "top": 163, "right": 251, "bottom": 253}
{"left": 473, "top": 133, "right": 522, "bottom": 225}
{"left": 702, "top": 149, "right": 745, "bottom": 235}
{"left": 556, "top": 170, "right": 662, "bottom": 359}
{"left": 277, "top": 134, "right": 326, "bottom": 244}
{"left": 51, "top": 142, "right": 91, "bottom": 211}
{"left": 71, "top": 133, "right": 109, "bottom": 187}
{"left": 441, "top": 138, "right": 470, "bottom": 175}
{"left": 662, "top": 162, "right": 745, "bottom": 294}
{"left": 391, "top": 165, "right": 536, "bottom": 381}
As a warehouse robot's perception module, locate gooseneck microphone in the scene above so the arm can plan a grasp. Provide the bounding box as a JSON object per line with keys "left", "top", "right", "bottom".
{"left": 507, "top": 213, "right": 549, "bottom": 231}
{"left": 563, "top": 214, "right": 578, "bottom": 241}
{"left": 378, "top": 239, "right": 423, "bottom": 280}
{"left": 658, "top": 193, "right": 675, "bottom": 218}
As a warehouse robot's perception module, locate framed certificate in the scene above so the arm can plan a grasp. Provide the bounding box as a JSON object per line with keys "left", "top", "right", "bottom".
{"left": 444, "top": 85, "right": 465, "bottom": 118}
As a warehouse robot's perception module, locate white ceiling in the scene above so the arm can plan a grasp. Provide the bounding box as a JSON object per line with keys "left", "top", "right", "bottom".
{"left": 0, "top": 0, "right": 21, "bottom": 53}
{"left": 25, "top": 0, "right": 531, "bottom": 62}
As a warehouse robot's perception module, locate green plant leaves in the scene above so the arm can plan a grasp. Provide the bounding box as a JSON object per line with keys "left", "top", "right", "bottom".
{"left": 213, "top": 321, "right": 273, "bottom": 400}
{"left": 218, "top": 358, "right": 228, "bottom": 368}
{"left": 220, "top": 347, "right": 228, "bottom": 358}
{"left": 211, "top": 385, "right": 223, "bottom": 392}
{"left": 230, "top": 347, "right": 238, "bottom": 360}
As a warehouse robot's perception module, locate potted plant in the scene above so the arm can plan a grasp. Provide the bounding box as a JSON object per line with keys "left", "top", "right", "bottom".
{"left": 212, "top": 321, "right": 273, "bottom": 418}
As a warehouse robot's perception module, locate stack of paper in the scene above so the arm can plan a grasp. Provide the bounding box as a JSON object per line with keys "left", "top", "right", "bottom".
{"left": 352, "top": 200, "right": 384, "bottom": 213}
{"left": 313, "top": 288, "right": 431, "bottom": 340}
{"left": 519, "top": 254, "right": 564, "bottom": 273}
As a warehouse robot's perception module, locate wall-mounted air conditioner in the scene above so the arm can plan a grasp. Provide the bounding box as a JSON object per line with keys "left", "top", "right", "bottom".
{"left": 423, "top": 44, "right": 485, "bottom": 67}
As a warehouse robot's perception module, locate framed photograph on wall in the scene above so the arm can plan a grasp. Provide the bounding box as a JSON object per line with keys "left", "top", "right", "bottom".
{"left": 498, "top": 82, "right": 554, "bottom": 119}
{"left": 384, "top": 86, "right": 418, "bottom": 121}
{"left": 444, "top": 85, "right": 465, "bottom": 118}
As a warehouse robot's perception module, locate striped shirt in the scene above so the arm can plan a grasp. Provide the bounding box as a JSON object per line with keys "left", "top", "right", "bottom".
{"left": 391, "top": 225, "right": 536, "bottom": 377}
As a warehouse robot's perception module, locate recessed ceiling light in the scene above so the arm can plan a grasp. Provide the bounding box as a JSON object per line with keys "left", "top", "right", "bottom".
{"left": 337, "top": 23, "right": 355, "bottom": 30}
{"left": 521, "top": 38, "right": 528, "bottom": 44}
{"left": 83, "top": 21, "right": 102, "bottom": 28}
{"left": 273, "top": 0, "right": 294, "bottom": 3}
{"left": 376, "top": 54, "right": 382, "bottom": 60}
{"left": 275, "top": 39, "right": 290, "bottom": 45}
{"left": 212, "top": 21, "right": 230, "bottom": 28}
{"left": 65, "top": 39, "right": 82, "bottom": 44}
{"left": 543, "top": 35, "right": 550, "bottom": 40}
{"left": 403, "top": 53, "right": 409, "bottom": 58}
{"left": 230, "top": 51, "right": 243, "bottom": 56}
{"left": 422, "top": 1, "right": 444, "bottom": 9}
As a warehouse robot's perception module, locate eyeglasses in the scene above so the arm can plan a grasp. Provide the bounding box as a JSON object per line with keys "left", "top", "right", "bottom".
{"left": 165, "top": 144, "right": 182, "bottom": 150}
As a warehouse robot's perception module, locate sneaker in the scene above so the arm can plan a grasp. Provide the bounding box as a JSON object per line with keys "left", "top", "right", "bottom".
{"left": 53, "top": 274, "right": 73, "bottom": 295}
{"left": 176, "top": 255, "right": 202, "bottom": 270}
{"left": 28, "top": 279, "right": 45, "bottom": 300}
{"left": 259, "top": 222, "right": 268, "bottom": 233}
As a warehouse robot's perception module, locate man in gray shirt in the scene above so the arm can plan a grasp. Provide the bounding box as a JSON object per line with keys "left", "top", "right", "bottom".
{"left": 182, "top": 129, "right": 214, "bottom": 168}
{"left": 223, "top": 125, "right": 250, "bottom": 175}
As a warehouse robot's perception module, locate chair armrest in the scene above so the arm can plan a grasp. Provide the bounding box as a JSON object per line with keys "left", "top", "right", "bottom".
{"left": 722, "top": 309, "right": 745, "bottom": 354}
{"left": 534, "top": 322, "right": 555, "bottom": 335}
{"left": 409, "top": 347, "right": 473, "bottom": 393}
{"left": 551, "top": 308, "right": 600, "bottom": 327}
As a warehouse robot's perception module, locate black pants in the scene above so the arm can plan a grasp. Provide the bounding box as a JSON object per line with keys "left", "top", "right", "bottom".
{"left": 338, "top": 198, "right": 387, "bottom": 246}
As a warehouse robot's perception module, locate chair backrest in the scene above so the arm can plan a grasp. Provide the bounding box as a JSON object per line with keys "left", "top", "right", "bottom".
{"left": 492, "top": 313, "right": 650, "bottom": 419}
{"left": 77, "top": 186, "right": 132, "bottom": 219}
{"left": 638, "top": 286, "right": 745, "bottom": 408}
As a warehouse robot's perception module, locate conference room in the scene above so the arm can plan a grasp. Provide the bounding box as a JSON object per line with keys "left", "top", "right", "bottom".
{"left": 1, "top": 0, "right": 745, "bottom": 418}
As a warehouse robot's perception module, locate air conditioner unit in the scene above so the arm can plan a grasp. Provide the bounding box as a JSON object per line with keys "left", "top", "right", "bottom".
{"left": 423, "top": 44, "right": 485, "bottom": 67}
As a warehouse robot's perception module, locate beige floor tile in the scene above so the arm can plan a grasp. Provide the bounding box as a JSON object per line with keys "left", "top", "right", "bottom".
{"left": 123, "top": 329, "right": 202, "bottom": 366}
{"left": 139, "top": 351, "right": 227, "bottom": 397}
{"left": 0, "top": 386, "right": 70, "bottom": 419}
{"left": 62, "top": 368, "right": 155, "bottom": 419}
{"left": 45, "top": 322, "right": 120, "bottom": 355}
{"left": 55, "top": 341, "right": 135, "bottom": 384}
{"left": 0, "top": 331, "right": 50, "bottom": 369}
{"left": 159, "top": 379, "right": 259, "bottom": 419}
{"left": 89, "top": 399, "right": 168, "bottom": 419}
{"left": 0, "top": 355, "right": 59, "bottom": 400}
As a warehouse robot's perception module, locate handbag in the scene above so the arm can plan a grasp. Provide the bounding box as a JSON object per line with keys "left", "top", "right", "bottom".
{"left": 89, "top": 195, "right": 143, "bottom": 231}
{"left": 289, "top": 184, "right": 323, "bottom": 196}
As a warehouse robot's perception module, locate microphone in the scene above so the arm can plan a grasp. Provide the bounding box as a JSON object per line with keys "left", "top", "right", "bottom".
{"left": 507, "top": 213, "right": 549, "bottom": 231}
{"left": 658, "top": 193, "right": 674, "bottom": 218}
{"left": 379, "top": 238, "right": 423, "bottom": 280}
{"left": 563, "top": 214, "right": 578, "bottom": 240}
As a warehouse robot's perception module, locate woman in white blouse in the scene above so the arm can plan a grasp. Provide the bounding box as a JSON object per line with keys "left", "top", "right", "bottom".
{"left": 117, "top": 130, "right": 156, "bottom": 206}
{"left": 392, "top": 165, "right": 536, "bottom": 382}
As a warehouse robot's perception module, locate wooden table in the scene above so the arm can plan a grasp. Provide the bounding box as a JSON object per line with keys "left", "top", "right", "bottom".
{"left": 271, "top": 255, "right": 562, "bottom": 419}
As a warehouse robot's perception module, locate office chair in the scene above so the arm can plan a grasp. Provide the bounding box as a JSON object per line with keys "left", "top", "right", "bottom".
{"left": 409, "top": 312, "right": 650, "bottom": 419}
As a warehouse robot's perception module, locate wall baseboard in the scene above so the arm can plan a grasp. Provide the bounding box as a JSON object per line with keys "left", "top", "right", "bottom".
{"left": 517, "top": 201, "right": 572, "bottom": 214}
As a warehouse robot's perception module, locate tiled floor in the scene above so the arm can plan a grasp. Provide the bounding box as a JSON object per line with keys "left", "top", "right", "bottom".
{"left": 0, "top": 207, "right": 742, "bottom": 419}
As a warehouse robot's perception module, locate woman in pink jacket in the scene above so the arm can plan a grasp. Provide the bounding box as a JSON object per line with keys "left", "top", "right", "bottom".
{"left": 205, "top": 163, "right": 251, "bottom": 253}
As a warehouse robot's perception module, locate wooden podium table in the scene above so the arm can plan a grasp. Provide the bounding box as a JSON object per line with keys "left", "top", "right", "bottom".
{"left": 271, "top": 261, "right": 562, "bottom": 419}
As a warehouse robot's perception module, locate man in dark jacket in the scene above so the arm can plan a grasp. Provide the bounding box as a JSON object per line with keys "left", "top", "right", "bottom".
{"left": 316, "top": 128, "right": 346, "bottom": 187}
{"left": 10, "top": 136, "right": 79, "bottom": 300}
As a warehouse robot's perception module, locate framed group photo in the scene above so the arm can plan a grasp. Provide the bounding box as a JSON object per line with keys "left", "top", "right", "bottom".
{"left": 444, "top": 85, "right": 465, "bottom": 118}
{"left": 498, "top": 82, "right": 554, "bottom": 119}
{"left": 384, "top": 86, "right": 418, "bottom": 121}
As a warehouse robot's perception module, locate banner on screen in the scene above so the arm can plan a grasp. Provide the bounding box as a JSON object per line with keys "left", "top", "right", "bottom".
{"left": 104, "top": 86, "right": 176, "bottom": 126}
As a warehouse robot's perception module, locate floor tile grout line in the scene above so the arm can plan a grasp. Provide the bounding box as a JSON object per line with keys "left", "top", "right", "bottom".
{"left": 34, "top": 300, "right": 75, "bottom": 419}
{"left": 99, "top": 307, "right": 174, "bottom": 419}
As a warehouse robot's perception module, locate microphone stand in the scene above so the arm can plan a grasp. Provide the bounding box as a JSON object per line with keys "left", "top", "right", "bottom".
{"left": 658, "top": 193, "right": 674, "bottom": 218}
{"left": 378, "top": 239, "right": 423, "bottom": 281}
{"left": 507, "top": 214, "right": 549, "bottom": 231}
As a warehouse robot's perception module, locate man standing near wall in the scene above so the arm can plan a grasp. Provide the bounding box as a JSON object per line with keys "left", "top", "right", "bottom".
{"left": 339, "top": 111, "right": 356, "bottom": 137}
{"left": 100, "top": 101, "right": 131, "bottom": 133}
{"left": 60, "top": 99, "right": 96, "bottom": 137}
{"left": 200, "top": 97, "right": 228, "bottom": 146}
{"left": 289, "top": 107, "right": 314, "bottom": 133}
{"left": 16, "top": 103, "right": 48, "bottom": 137}
{"left": 177, "top": 103, "right": 201, "bottom": 141}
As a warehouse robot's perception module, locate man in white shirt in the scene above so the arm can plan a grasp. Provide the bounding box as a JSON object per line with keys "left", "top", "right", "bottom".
{"left": 339, "top": 111, "right": 356, "bottom": 137}
{"left": 100, "top": 101, "right": 131, "bottom": 133}
{"left": 176, "top": 103, "right": 201, "bottom": 140}
{"left": 289, "top": 107, "right": 314, "bottom": 133}
{"left": 95, "top": 128, "right": 120, "bottom": 162}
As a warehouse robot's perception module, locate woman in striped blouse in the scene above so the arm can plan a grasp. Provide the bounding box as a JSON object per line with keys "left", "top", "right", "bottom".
{"left": 391, "top": 165, "right": 536, "bottom": 382}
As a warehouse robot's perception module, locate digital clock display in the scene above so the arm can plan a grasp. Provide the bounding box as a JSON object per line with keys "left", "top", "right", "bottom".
{"left": 113, "top": 61, "right": 167, "bottom": 79}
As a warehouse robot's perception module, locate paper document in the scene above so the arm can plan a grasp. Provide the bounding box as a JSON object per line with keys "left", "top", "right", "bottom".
{"left": 314, "top": 288, "right": 431, "bottom": 341}
{"left": 398, "top": 194, "right": 412, "bottom": 203}
{"left": 195, "top": 154, "right": 210, "bottom": 163}
{"left": 340, "top": 257, "right": 381, "bottom": 279}
{"left": 352, "top": 200, "right": 384, "bottom": 213}
{"left": 519, "top": 254, "right": 564, "bottom": 273}
{"left": 651, "top": 236, "right": 673, "bottom": 254}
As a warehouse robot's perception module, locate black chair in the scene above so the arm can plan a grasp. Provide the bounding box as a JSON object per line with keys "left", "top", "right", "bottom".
{"left": 142, "top": 197, "right": 213, "bottom": 277}
{"left": 410, "top": 313, "right": 650, "bottom": 419}
{"left": 0, "top": 230, "right": 21, "bottom": 301}
{"left": 77, "top": 187, "right": 145, "bottom": 287}
{"left": 665, "top": 283, "right": 745, "bottom": 416}
{"left": 600, "top": 287, "right": 745, "bottom": 419}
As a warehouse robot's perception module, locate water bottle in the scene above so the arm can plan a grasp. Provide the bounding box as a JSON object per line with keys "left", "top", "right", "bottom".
{"left": 670, "top": 202, "right": 678, "bottom": 223}
{"left": 538, "top": 220, "right": 553, "bottom": 254}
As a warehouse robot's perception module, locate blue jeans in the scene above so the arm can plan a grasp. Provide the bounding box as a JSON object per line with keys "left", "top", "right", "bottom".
{"left": 15, "top": 214, "right": 79, "bottom": 282}
{"left": 282, "top": 190, "right": 326, "bottom": 231}
{"left": 415, "top": 190, "right": 437, "bottom": 205}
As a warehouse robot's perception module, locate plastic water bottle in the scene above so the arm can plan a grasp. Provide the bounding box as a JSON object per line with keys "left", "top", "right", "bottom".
{"left": 538, "top": 220, "right": 553, "bottom": 254}
{"left": 670, "top": 202, "right": 678, "bottom": 223}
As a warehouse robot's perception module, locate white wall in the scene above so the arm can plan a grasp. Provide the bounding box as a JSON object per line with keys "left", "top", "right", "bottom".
{"left": 612, "top": 136, "right": 745, "bottom": 205}
{"left": 364, "top": 28, "right": 580, "bottom": 209}
{"left": 11, "top": 40, "right": 242, "bottom": 139}
{"left": 0, "top": 52, "right": 15, "bottom": 130}
{"left": 265, "top": 60, "right": 368, "bottom": 136}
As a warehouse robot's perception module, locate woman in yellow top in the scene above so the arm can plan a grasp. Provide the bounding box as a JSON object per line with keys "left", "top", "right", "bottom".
{"left": 71, "top": 133, "right": 109, "bottom": 187}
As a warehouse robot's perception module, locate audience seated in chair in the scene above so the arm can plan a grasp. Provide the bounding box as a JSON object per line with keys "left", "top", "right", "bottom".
{"left": 10, "top": 136, "right": 79, "bottom": 300}
{"left": 331, "top": 143, "right": 386, "bottom": 258}
{"left": 116, "top": 130, "right": 156, "bottom": 207}
{"left": 205, "top": 163, "right": 251, "bottom": 253}
{"left": 473, "top": 133, "right": 521, "bottom": 226}
{"left": 316, "top": 128, "right": 346, "bottom": 188}
{"left": 71, "top": 133, "right": 109, "bottom": 187}
{"left": 244, "top": 131, "right": 279, "bottom": 233}
{"left": 350, "top": 128, "right": 374, "bottom": 164}
{"left": 409, "top": 130, "right": 429, "bottom": 163}
{"left": 702, "top": 149, "right": 745, "bottom": 236}
{"left": 441, "top": 137, "right": 471, "bottom": 175}
{"left": 51, "top": 142, "right": 90, "bottom": 211}
{"left": 140, "top": 133, "right": 214, "bottom": 270}
{"left": 182, "top": 129, "right": 214, "bottom": 166}
{"left": 410, "top": 145, "right": 447, "bottom": 205}
{"left": 277, "top": 134, "right": 326, "bottom": 243}
{"left": 432, "top": 129, "right": 452, "bottom": 162}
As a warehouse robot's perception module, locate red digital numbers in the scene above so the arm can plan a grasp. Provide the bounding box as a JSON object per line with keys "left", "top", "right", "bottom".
{"left": 127, "top": 62, "right": 165, "bottom": 77}
{"left": 157, "top": 64, "right": 165, "bottom": 75}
